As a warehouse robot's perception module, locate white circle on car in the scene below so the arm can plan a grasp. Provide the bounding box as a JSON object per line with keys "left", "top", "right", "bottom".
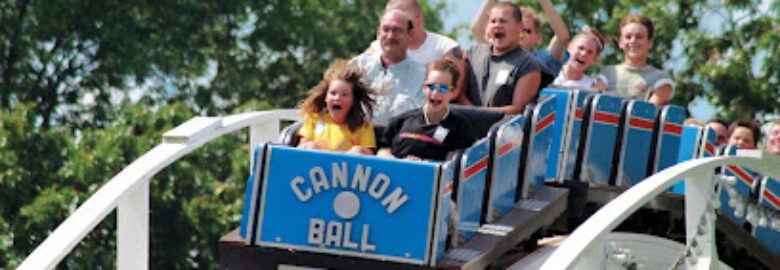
{"left": 333, "top": 191, "right": 360, "bottom": 219}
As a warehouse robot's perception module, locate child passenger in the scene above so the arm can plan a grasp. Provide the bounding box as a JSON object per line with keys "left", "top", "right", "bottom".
{"left": 551, "top": 27, "right": 607, "bottom": 91}
{"left": 377, "top": 58, "right": 476, "bottom": 161}
{"left": 599, "top": 14, "right": 673, "bottom": 107}
{"left": 767, "top": 120, "right": 780, "bottom": 155}
{"left": 296, "top": 59, "right": 376, "bottom": 155}
{"left": 727, "top": 119, "right": 762, "bottom": 150}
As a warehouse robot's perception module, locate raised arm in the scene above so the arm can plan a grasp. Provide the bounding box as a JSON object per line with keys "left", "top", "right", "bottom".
{"left": 470, "top": 0, "right": 497, "bottom": 44}
{"left": 539, "top": 0, "right": 569, "bottom": 61}
{"left": 490, "top": 72, "right": 541, "bottom": 115}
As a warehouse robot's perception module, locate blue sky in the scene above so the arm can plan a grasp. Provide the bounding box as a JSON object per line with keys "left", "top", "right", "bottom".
{"left": 438, "top": 0, "right": 719, "bottom": 121}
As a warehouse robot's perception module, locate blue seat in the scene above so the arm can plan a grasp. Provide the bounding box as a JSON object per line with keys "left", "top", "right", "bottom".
{"left": 540, "top": 89, "right": 574, "bottom": 183}
{"left": 545, "top": 89, "right": 597, "bottom": 182}
{"left": 647, "top": 105, "right": 685, "bottom": 175}
{"left": 453, "top": 138, "right": 491, "bottom": 244}
{"left": 448, "top": 104, "right": 505, "bottom": 139}
{"left": 484, "top": 115, "right": 525, "bottom": 222}
{"left": 610, "top": 100, "right": 656, "bottom": 186}
{"left": 718, "top": 144, "right": 760, "bottom": 226}
{"left": 573, "top": 94, "right": 622, "bottom": 185}
{"left": 672, "top": 126, "right": 717, "bottom": 194}
{"left": 518, "top": 95, "right": 557, "bottom": 199}
{"left": 753, "top": 175, "right": 780, "bottom": 254}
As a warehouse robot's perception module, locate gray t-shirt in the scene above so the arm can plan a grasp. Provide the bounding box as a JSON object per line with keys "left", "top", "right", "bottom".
{"left": 599, "top": 63, "right": 674, "bottom": 100}
{"left": 466, "top": 44, "right": 553, "bottom": 107}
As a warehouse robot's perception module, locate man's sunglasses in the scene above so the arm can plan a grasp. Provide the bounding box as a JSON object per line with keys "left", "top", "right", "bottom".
{"left": 425, "top": 83, "right": 452, "bottom": 93}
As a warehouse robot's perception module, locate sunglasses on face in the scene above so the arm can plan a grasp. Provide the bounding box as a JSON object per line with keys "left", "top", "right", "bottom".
{"left": 523, "top": 28, "right": 533, "bottom": 34}
{"left": 425, "top": 83, "right": 451, "bottom": 93}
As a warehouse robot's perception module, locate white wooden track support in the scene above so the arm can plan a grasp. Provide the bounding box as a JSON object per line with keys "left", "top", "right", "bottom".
{"left": 18, "top": 110, "right": 300, "bottom": 270}
{"left": 541, "top": 150, "right": 780, "bottom": 269}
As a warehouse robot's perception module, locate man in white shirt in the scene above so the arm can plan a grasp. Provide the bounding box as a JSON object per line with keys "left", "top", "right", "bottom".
{"left": 366, "top": 0, "right": 467, "bottom": 103}
{"left": 353, "top": 10, "right": 426, "bottom": 126}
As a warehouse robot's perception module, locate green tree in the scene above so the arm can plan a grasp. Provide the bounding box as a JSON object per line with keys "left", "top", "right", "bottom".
{"left": 675, "top": 1, "right": 779, "bottom": 121}
{"left": 195, "top": 0, "right": 448, "bottom": 114}
{"left": 1, "top": 1, "right": 449, "bottom": 268}
{"left": 1, "top": 0, "right": 249, "bottom": 128}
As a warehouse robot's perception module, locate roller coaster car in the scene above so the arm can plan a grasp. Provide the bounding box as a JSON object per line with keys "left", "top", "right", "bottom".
{"left": 230, "top": 89, "right": 780, "bottom": 269}
{"left": 241, "top": 105, "right": 508, "bottom": 266}
{"left": 236, "top": 98, "right": 575, "bottom": 268}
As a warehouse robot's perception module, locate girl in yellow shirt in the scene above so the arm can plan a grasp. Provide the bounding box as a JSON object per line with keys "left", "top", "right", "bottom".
{"left": 297, "top": 59, "right": 376, "bottom": 155}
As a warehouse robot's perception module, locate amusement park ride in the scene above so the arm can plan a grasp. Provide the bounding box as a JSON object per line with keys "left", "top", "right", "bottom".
{"left": 18, "top": 89, "right": 780, "bottom": 269}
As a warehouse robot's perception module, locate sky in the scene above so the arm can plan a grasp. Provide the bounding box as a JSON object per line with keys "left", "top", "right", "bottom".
{"left": 438, "top": 0, "right": 719, "bottom": 121}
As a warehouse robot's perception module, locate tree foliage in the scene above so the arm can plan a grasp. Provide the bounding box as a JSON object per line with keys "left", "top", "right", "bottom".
{"left": 2, "top": 0, "right": 777, "bottom": 268}
{"left": 0, "top": 0, "right": 447, "bottom": 268}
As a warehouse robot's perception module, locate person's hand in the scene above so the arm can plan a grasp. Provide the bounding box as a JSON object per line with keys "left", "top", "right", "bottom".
{"left": 314, "top": 139, "right": 329, "bottom": 150}
{"left": 298, "top": 141, "right": 318, "bottom": 150}
{"left": 594, "top": 80, "right": 607, "bottom": 92}
{"left": 376, "top": 148, "right": 396, "bottom": 159}
{"left": 404, "top": 155, "right": 423, "bottom": 162}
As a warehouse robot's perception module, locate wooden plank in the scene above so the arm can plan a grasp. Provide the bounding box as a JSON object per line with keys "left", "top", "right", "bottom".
{"left": 219, "top": 229, "right": 431, "bottom": 270}
{"left": 586, "top": 185, "right": 684, "bottom": 216}
{"left": 162, "top": 116, "right": 222, "bottom": 144}
{"left": 437, "top": 187, "right": 568, "bottom": 270}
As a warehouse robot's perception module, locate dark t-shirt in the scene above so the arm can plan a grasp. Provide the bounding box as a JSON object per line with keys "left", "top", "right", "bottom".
{"left": 466, "top": 44, "right": 553, "bottom": 107}
{"left": 379, "top": 109, "right": 476, "bottom": 161}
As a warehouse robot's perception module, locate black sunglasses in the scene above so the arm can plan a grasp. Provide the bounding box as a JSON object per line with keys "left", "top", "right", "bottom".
{"left": 425, "top": 83, "right": 452, "bottom": 93}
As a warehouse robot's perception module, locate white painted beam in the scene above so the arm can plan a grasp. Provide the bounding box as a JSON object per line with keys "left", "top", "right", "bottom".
{"left": 118, "top": 180, "right": 150, "bottom": 270}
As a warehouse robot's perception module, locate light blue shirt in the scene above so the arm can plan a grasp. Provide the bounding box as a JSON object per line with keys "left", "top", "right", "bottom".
{"left": 534, "top": 49, "right": 569, "bottom": 77}
{"left": 352, "top": 52, "right": 427, "bottom": 126}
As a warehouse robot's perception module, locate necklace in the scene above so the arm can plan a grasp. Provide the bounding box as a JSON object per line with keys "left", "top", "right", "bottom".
{"left": 424, "top": 106, "right": 450, "bottom": 125}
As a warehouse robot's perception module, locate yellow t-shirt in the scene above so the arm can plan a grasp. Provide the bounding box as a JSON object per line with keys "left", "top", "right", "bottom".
{"left": 297, "top": 113, "right": 376, "bottom": 152}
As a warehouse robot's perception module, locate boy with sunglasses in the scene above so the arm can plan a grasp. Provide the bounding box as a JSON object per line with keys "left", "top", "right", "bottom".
{"left": 377, "top": 59, "right": 476, "bottom": 161}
